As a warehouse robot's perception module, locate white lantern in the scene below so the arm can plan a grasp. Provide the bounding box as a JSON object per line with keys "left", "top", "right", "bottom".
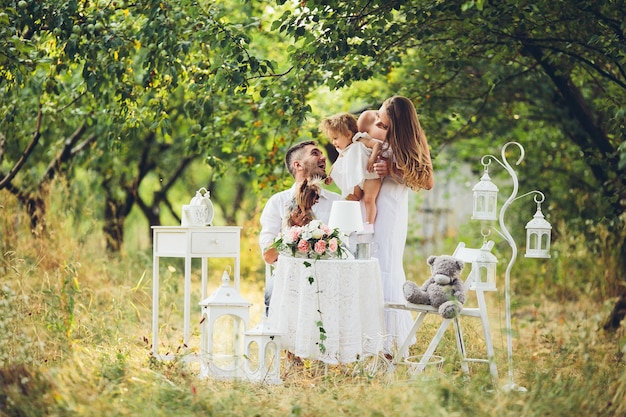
{"left": 471, "top": 240, "right": 498, "bottom": 291}
{"left": 525, "top": 204, "right": 552, "bottom": 259}
{"left": 472, "top": 169, "right": 499, "bottom": 221}
{"left": 199, "top": 268, "right": 251, "bottom": 380}
{"left": 244, "top": 317, "right": 284, "bottom": 385}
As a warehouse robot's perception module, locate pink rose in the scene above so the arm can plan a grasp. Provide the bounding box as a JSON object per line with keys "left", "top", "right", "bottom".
{"left": 321, "top": 224, "right": 331, "bottom": 235}
{"left": 328, "top": 237, "right": 338, "bottom": 252}
{"left": 297, "top": 239, "right": 310, "bottom": 253}
{"left": 314, "top": 240, "right": 327, "bottom": 254}
{"left": 289, "top": 227, "right": 301, "bottom": 242}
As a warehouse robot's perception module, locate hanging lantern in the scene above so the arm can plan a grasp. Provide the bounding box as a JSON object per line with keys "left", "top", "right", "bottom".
{"left": 471, "top": 240, "right": 498, "bottom": 291}
{"left": 243, "top": 317, "right": 284, "bottom": 385}
{"left": 525, "top": 203, "right": 552, "bottom": 259}
{"left": 472, "top": 167, "right": 499, "bottom": 221}
{"left": 198, "top": 268, "right": 251, "bottom": 381}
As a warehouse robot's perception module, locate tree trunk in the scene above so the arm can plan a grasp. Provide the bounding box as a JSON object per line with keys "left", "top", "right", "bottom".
{"left": 603, "top": 293, "right": 626, "bottom": 331}
{"left": 103, "top": 198, "right": 126, "bottom": 252}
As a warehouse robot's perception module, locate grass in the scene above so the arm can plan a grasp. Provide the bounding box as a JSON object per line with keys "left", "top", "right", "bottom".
{"left": 1, "top": 189, "right": 625, "bottom": 417}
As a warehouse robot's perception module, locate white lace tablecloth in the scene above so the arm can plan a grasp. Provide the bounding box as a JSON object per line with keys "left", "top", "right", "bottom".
{"left": 266, "top": 256, "right": 385, "bottom": 364}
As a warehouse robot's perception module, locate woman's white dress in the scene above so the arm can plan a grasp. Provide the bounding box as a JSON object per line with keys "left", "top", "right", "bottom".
{"left": 331, "top": 132, "right": 414, "bottom": 353}
{"left": 362, "top": 175, "right": 415, "bottom": 353}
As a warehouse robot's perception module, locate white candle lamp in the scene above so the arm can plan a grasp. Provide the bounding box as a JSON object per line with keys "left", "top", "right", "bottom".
{"left": 471, "top": 238, "right": 498, "bottom": 291}
{"left": 243, "top": 317, "right": 284, "bottom": 385}
{"left": 198, "top": 267, "right": 251, "bottom": 381}
{"left": 472, "top": 163, "right": 499, "bottom": 221}
{"left": 525, "top": 197, "right": 552, "bottom": 259}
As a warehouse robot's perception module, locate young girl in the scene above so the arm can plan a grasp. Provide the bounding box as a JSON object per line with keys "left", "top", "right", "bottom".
{"left": 283, "top": 177, "right": 322, "bottom": 228}
{"left": 320, "top": 112, "right": 384, "bottom": 232}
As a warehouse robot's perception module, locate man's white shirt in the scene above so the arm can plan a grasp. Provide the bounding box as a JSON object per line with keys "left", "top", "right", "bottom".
{"left": 259, "top": 184, "right": 341, "bottom": 257}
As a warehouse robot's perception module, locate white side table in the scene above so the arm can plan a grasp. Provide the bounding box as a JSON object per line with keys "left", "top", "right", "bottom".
{"left": 151, "top": 226, "right": 241, "bottom": 358}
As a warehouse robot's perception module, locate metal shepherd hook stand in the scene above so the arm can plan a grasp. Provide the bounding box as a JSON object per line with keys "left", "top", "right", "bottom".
{"left": 472, "top": 141, "right": 552, "bottom": 392}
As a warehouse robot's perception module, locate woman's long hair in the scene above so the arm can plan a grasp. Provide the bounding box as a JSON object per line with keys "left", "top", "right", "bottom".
{"left": 383, "top": 96, "right": 433, "bottom": 191}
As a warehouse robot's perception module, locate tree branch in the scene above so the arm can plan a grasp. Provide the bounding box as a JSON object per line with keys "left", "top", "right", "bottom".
{"left": 41, "top": 124, "right": 95, "bottom": 183}
{"left": 0, "top": 106, "right": 43, "bottom": 190}
{"left": 523, "top": 43, "right": 615, "bottom": 157}
{"left": 0, "top": 132, "right": 5, "bottom": 165}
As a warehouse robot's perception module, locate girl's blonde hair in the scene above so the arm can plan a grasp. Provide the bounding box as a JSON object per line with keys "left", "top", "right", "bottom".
{"left": 319, "top": 112, "right": 359, "bottom": 139}
{"left": 382, "top": 96, "right": 433, "bottom": 191}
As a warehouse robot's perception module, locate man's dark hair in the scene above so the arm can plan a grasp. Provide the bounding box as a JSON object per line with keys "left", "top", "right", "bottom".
{"left": 285, "top": 140, "right": 316, "bottom": 177}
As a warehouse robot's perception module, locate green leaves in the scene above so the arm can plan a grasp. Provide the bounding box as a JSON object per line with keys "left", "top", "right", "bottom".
{"left": 316, "top": 320, "right": 327, "bottom": 354}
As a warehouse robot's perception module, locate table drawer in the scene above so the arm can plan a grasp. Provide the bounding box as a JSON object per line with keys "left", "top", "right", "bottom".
{"left": 154, "top": 231, "right": 187, "bottom": 256}
{"left": 190, "top": 231, "right": 239, "bottom": 254}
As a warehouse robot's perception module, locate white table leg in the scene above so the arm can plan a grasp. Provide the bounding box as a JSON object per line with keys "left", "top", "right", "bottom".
{"left": 201, "top": 257, "right": 208, "bottom": 299}
{"left": 184, "top": 255, "right": 191, "bottom": 347}
{"left": 152, "top": 256, "right": 160, "bottom": 357}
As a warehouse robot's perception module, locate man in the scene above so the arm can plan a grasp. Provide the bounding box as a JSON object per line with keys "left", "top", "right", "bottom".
{"left": 259, "top": 140, "right": 341, "bottom": 312}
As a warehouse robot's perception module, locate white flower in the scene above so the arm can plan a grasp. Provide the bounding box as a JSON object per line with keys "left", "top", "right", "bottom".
{"left": 308, "top": 219, "right": 323, "bottom": 229}
{"left": 310, "top": 227, "right": 324, "bottom": 239}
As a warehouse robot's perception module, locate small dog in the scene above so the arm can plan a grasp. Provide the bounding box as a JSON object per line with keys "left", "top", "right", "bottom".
{"left": 284, "top": 177, "right": 322, "bottom": 228}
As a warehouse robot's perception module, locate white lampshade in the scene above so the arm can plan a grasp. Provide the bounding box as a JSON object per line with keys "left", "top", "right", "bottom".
{"left": 328, "top": 201, "right": 364, "bottom": 233}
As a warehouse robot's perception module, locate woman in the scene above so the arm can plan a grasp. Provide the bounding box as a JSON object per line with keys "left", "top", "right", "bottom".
{"left": 357, "top": 96, "right": 434, "bottom": 355}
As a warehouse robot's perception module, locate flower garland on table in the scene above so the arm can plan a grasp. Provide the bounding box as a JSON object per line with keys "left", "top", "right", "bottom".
{"left": 270, "top": 219, "right": 348, "bottom": 261}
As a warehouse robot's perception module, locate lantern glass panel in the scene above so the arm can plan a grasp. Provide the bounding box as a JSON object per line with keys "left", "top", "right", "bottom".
{"left": 472, "top": 191, "right": 498, "bottom": 220}
{"left": 471, "top": 261, "right": 497, "bottom": 291}
{"left": 487, "top": 195, "right": 497, "bottom": 214}
{"left": 246, "top": 340, "right": 260, "bottom": 372}
{"left": 541, "top": 233, "right": 550, "bottom": 249}
{"left": 475, "top": 195, "right": 485, "bottom": 212}
{"left": 211, "top": 314, "right": 246, "bottom": 369}
{"left": 265, "top": 342, "right": 280, "bottom": 373}
{"left": 525, "top": 230, "right": 551, "bottom": 258}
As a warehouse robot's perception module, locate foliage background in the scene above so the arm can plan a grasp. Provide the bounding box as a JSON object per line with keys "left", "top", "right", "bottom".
{"left": 2, "top": 0, "right": 624, "bottom": 291}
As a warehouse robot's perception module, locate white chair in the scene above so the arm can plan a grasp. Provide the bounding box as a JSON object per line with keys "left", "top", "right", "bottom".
{"left": 386, "top": 241, "right": 499, "bottom": 383}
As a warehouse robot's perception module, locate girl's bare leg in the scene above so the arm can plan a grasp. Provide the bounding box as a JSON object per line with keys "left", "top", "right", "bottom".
{"left": 362, "top": 178, "right": 382, "bottom": 226}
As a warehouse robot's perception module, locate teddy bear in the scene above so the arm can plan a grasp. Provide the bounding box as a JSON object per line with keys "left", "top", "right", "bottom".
{"left": 402, "top": 255, "right": 466, "bottom": 319}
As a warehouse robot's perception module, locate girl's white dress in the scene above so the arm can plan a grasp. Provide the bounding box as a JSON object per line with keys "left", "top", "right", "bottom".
{"left": 330, "top": 132, "right": 384, "bottom": 198}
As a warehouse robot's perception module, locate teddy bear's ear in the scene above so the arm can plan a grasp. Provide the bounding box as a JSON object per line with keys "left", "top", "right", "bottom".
{"left": 427, "top": 256, "right": 437, "bottom": 266}
{"left": 456, "top": 259, "right": 464, "bottom": 270}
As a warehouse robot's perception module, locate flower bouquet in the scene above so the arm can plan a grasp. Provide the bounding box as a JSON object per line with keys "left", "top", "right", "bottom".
{"left": 271, "top": 219, "right": 348, "bottom": 260}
